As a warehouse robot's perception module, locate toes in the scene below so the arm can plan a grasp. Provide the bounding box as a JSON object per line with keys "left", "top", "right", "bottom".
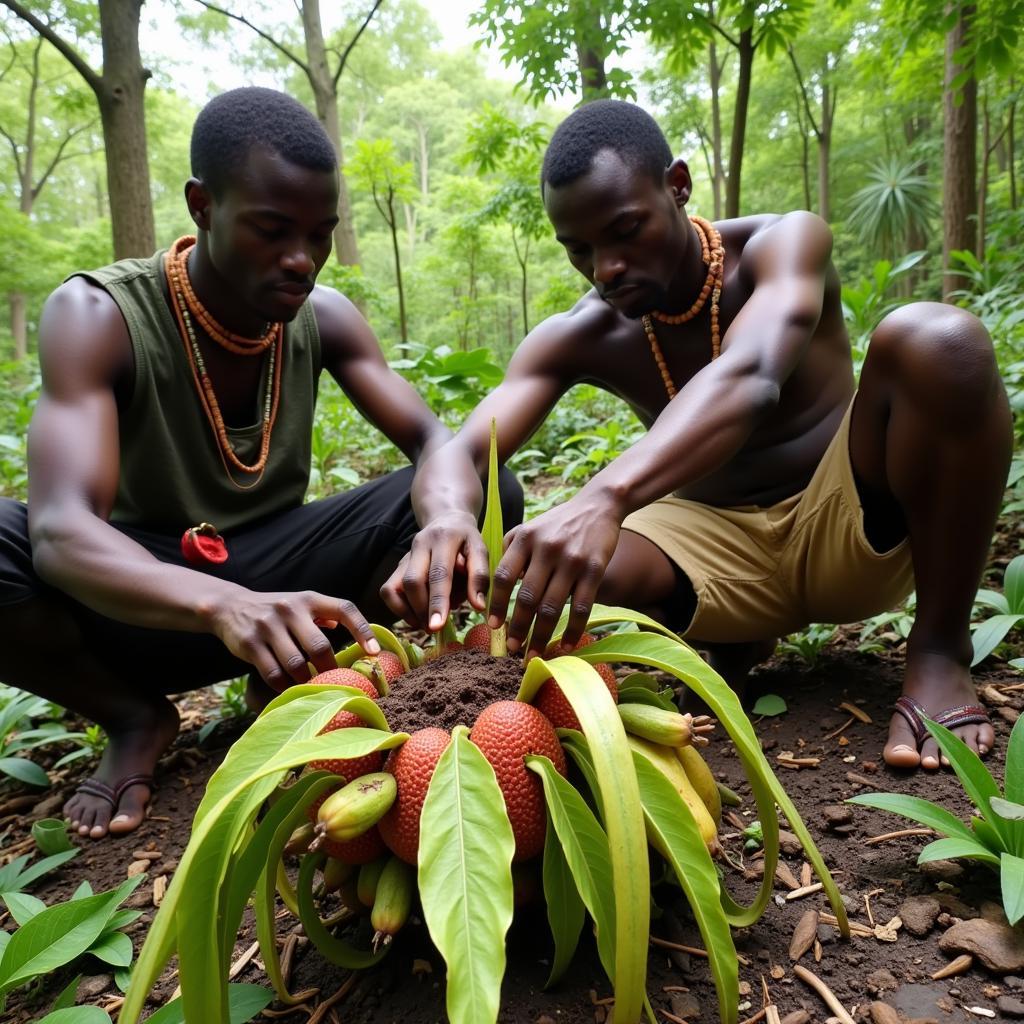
{"left": 883, "top": 715, "right": 922, "bottom": 769}
{"left": 107, "top": 784, "right": 150, "bottom": 836}
{"left": 919, "top": 738, "right": 941, "bottom": 771}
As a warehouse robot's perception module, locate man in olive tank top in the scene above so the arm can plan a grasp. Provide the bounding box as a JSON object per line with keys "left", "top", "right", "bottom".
{"left": 0, "top": 88, "right": 522, "bottom": 839}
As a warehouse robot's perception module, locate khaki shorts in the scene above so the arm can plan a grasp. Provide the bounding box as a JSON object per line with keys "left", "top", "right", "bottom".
{"left": 621, "top": 398, "right": 914, "bottom": 643}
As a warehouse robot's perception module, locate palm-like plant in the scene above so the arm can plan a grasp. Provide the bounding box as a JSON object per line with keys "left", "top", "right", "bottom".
{"left": 846, "top": 155, "right": 938, "bottom": 258}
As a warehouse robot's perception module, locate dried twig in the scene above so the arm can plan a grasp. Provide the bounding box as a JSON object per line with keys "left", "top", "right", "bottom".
{"left": 819, "top": 912, "right": 874, "bottom": 937}
{"left": 863, "top": 828, "right": 933, "bottom": 846}
{"left": 845, "top": 772, "right": 876, "bottom": 787}
{"left": 785, "top": 882, "right": 823, "bottom": 901}
{"left": 792, "top": 964, "right": 856, "bottom": 1024}
{"left": 839, "top": 701, "right": 873, "bottom": 723}
{"left": 658, "top": 1011, "right": 688, "bottom": 1024}
{"left": 738, "top": 1010, "right": 768, "bottom": 1024}
{"left": 650, "top": 935, "right": 709, "bottom": 958}
{"left": 228, "top": 939, "right": 260, "bottom": 980}
{"left": 931, "top": 954, "right": 973, "bottom": 979}
{"left": 307, "top": 974, "right": 358, "bottom": 1024}
{"left": 823, "top": 716, "right": 856, "bottom": 740}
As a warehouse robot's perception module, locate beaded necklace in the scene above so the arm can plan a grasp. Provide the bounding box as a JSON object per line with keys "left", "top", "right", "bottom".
{"left": 164, "top": 236, "right": 283, "bottom": 489}
{"left": 640, "top": 215, "right": 725, "bottom": 400}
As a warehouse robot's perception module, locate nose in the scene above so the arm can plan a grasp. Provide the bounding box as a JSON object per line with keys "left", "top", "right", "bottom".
{"left": 592, "top": 249, "right": 626, "bottom": 286}
{"left": 281, "top": 247, "right": 314, "bottom": 277}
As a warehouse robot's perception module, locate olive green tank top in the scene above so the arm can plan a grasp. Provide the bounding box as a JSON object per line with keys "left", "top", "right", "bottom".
{"left": 72, "top": 250, "right": 321, "bottom": 533}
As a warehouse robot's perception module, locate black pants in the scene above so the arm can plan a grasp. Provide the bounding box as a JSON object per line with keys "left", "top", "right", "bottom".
{"left": 0, "top": 467, "right": 524, "bottom": 693}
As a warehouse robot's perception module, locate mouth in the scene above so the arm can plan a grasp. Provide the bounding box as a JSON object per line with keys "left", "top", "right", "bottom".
{"left": 270, "top": 282, "right": 313, "bottom": 308}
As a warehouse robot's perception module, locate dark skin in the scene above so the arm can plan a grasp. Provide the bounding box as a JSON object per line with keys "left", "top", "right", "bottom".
{"left": 5, "top": 144, "right": 451, "bottom": 837}
{"left": 385, "top": 148, "right": 1011, "bottom": 774}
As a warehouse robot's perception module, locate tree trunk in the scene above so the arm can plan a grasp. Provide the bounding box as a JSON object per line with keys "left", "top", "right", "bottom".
{"left": 725, "top": 27, "right": 754, "bottom": 218}
{"left": 1009, "top": 82, "right": 1017, "bottom": 211}
{"left": 386, "top": 189, "right": 407, "bottom": 344}
{"left": 942, "top": 4, "right": 977, "bottom": 299}
{"left": 8, "top": 293, "right": 27, "bottom": 360}
{"left": 302, "top": 0, "right": 361, "bottom": 267}
{"left": 978, "top": 92, "right": 990, "bottom": 260}
{"left": 575, "top": 4, "right": 608, "bottom": 101}
{"left": 903, "top": 114, "right": 930, "bottom": 296}
{"left": 97, "top": 0, "right": 154, "bottom": 258}
{"left": 794, "top": 97, "right": 812, "bottom": 211}
{"left": 708, "top": 38, "right": 724, "bottom": 219}
{"left": 818, "top": 67, "right": 833, "bottom": 222}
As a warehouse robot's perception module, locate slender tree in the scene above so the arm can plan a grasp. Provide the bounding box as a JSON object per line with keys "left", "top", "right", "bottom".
{"left": 1, "top": 0, "right": 155, "bottom": 258}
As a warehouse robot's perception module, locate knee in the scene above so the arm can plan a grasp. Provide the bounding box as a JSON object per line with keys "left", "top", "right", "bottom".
{"left": 497, "top": 467, "right": 525, "bottom": 529}
{"left": 869, "top": 302, "right": 1003, "bottom": 420}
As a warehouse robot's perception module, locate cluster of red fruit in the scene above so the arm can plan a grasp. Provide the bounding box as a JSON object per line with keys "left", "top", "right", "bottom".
{"left": 306, "top": 628, "right": 619, "bottom": 868}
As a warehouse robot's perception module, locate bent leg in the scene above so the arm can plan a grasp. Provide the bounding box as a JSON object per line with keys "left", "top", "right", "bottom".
{"left": 850, "top": 303, "right": 1011, "bottom": 769}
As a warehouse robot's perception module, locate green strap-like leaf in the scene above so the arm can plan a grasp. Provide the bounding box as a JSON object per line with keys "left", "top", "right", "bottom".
{"left": 616, "top": 686, "right": 677, "bottom": 711}
{"left": 520, "top": 656, "right": 649, "bottom": 1024}
{"left": 1004, "top": 554, "right": 1024, "bottom": 614}
{"left": 541, "top": 807, "right": 585, "bottom": 988}
{"left": 632, "top": 753, "right": 738, "bottom": 1024}
{"left": 0, "top": 874, "right": 143, "bottom": 996}
{"left": 0, "top": 756, "right": 50, "bottom": 788}
{"left": 1004, "top": 715, "right": 1024, "bottom": 805}
{"left": 991, "top": 797, "right": 1024, "bottom": 821}
{"left": 923, "top": 718, "right": 1017, "bottom": 853}
{"left": 2, "top": 891, "right": 46, "bottom": 924}
{"left": 419, "top": 727, "right": 515, "bottom": 1024}
{"left": 295, "top": 853, "right": 385, "bottom": 970}
{"left": 847, "top": 793, "right": 977, "bottom": 843}
{"left": 917, "top": 836, "right": 1000, "bottom": 866}
{"left": 970, "top": 613, "right": 1024, "bottom": 666}
{"left": 35, "top": 1009, "right": 112, "bottom": 1024}
{"left": 1001, "top": 853, "right": 1024, "bottom": 926}
{"left": 143, "top": 984, "right": 273, "bottom": 1024}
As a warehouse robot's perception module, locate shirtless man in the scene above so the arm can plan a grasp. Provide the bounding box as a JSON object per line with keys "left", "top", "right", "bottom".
{"left": 383, "top": 99, "right": 1011, "bottom": 773}
{"left": 0, "top": 87, "right": 521, "bottom": 838}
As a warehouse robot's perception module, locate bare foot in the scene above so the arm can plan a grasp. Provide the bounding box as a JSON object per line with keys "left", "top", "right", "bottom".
{"left": 883, "top": 651, "right": 995, "bottom": 771}
{"left": 64, "top": 698, "right": 179, "bottom": 839}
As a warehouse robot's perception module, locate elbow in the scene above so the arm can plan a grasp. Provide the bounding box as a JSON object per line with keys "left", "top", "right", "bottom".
{"left": 29, "top": 509, "right": 76, "bottom": 587}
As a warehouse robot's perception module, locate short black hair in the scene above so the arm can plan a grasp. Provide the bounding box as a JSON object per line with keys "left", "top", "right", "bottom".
{"left": 190, "top": 87, "right": 337, "bottom": 196}
{"left": 541, "top": 100, "right": 673, "bottom": 191}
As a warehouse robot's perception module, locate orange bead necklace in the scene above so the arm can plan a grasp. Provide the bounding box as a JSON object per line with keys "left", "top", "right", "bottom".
{"left": 641, "top": 215, "right": 725, "bottom": 400}
{"left": 164, "top": 236, "right": 283, "bottom": 489}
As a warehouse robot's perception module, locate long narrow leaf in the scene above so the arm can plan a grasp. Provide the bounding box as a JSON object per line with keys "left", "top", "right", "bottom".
{"left": 847, "top": 793, "right": 977, "bottom": 843}
{"left": 1001, "top": 853, "right": 1024, "bottom": 925}
{"left": 1005, "top": 555, "right": 1024, "bottom": 614}
{"left": 632, "top": 754, "right": 738, "bottom": 1024}
{"left": 527, "top": 755, "right": 615, "bottom": 976}
{"left": 520, "top": 655, "right": 649, "bottom": 1024}
{"left": 1004, "top": 716, "right": 1024, "bottom": 804}
{"left": 144, "top": 984, "right": 274, "bottom": 1024}
{"left": 970, "top": 613, "right": 1023, "bottom": 666}
{"left": 917, "top": 837, "right": 1000, "bottom": 866}
{"left": 482, "top": 418, "right": 503, "bottom": 605}
{"left": 541, "top": 809, "right": 586, "bottom": 988}
{"left": 419, "top": 727, "right": 515, "bottom": 1024}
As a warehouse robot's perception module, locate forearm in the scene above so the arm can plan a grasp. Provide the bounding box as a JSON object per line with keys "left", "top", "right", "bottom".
{"left": 581, "top": 369, "right": 780, "bottom": 518}
{"left": 30, "top": 508, "right": 246, "bottom": 633}
{"left": 410, "top": 440, "right": 484, "bottom": 529}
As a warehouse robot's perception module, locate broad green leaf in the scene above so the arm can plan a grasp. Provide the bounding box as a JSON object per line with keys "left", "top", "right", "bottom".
{"left": 0, "top": 756, "right": 50, "bottom": 787}
{"left": 521, "top": 655, "right": 650, "bottom": 1024}
{"left": 1005, "top": 715, "right": 1024, "bottom": 804}
{"left": 51, "top": 972, "right": 81, "bottom": 1010}
{"left": 1001, "top": 853, "right": 1024, "bottom": 925}
{"left": 0, "top": 931, "right": 9, "bottom": 958}
{"left": 122, "top": 691, "right": 404, "bottom": 1024}
{"left": 88, "top": 929, "right": 133, "bottom": 967}
{"left": 144, "top": 984, "right": 273, "bottom": 1024}
{"left": 32, "top": 819, "right": 74, "bottom": 855}
{"left": 71, "top": 881, "right": 94, "bottom": 900}
{"left": 632, "top": 753, "right": 737, "bottom": 1024}
{"left": 847, "top": 793, "right": 977, "bottom": 844}
{"left": 0, "top": 874, "right": 142, "bottom": 996}
{"left": 295, "top": 852, "right": 385, "bottom": 970}
{"left": 558, "top": 731, "right": 605, "bottom": 818}
{"left": 974, "top": 589, "right": 1010, "bottom": 614}
{"left": 917, "top": 836, "right": 1000, "bottom": 866}
{"left": 970, "top": 613, "right": 1023, "bottom": 665}
{"left": 617, "top": 686, "right": 677, "bottom": 712}
{"left": 333, "top": 624, "right": 411, "bottom": 672}
{"left": 106, "top": 910, "right": 142, "bottom": 932}
{"left": 751, "top": 694, "right": 787, "bottom": 717}
{"left": 1004, "top": 555, "right": 1024, "bottom": 614}
{"left": 991, "top": 797, "right": 1024, "bottom": 821}
{"left": 923, "top": 718, "right": 1015, "bottom": 852}
{"left": 569, "top": 620, "right": 844, "bottom": 934}
{"left": 620, "top": 672, "right": 661, "bottom": 691}
{"left": 973, "top": 815, "right": 1004, "bottom": 850}
{"left": 0, "top": 856, "right": 30, "bottom": 891}
{"left": 420, "top": 727, "right": 515, "bottom": 1024}
{"left": 2, "top": 891, "right": 46, "bottom": 924}
{"left": 527, "top": 755, "right": 615, "bottom": 977}
{"left": 541, "top": 809, "right": 585, "bottom": 988}
{"left": 35, "top": 1008, "right": 112, "bottom": 1024}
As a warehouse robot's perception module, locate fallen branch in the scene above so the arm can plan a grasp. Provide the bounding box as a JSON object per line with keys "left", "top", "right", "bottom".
{"left": 863, "top": 828, "right": 933, "bottom": 846}
{"left": 823, "top": 716, "right": 856, "bottom": 740}
{"left": 650, "top": 935, "right": 709, "bottom": 958}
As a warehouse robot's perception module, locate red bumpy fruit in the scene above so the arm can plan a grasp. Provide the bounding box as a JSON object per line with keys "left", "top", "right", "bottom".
{"left": 535, "top": 633, "right": 618, "bottom": 731}
{"left": 309, "top": 668, "right": 383, "bottom": 781}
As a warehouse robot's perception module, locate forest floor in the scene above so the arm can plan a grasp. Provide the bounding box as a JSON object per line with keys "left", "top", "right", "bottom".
{"left": 2, "top": 601, "right": 1024, "bottom": 1023}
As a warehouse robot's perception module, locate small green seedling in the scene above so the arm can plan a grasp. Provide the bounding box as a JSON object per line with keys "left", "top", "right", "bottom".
{"left": 848, "top": 714, "right": 1024, "bottom": 925}
{"left": 777, "top": 624, "right": 836, "bottom": 667}
{"left": 751, "top": 695, "right": 787, "bottom": 718}
{"left": 742, "top": 820, "right": 764, "bottom": 852}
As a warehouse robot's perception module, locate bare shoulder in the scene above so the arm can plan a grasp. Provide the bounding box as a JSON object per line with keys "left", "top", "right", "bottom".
{"left": 741, "top": 211, "right": 833, "bottom": 274}
{"left": 509, "top": 289, "right": 619, "bottom": 381}
{"left": 307, "top": 283, "right": 375, "bottom": 359}
{"left": 38, "top": 277, "right": 132, "bottom": 392}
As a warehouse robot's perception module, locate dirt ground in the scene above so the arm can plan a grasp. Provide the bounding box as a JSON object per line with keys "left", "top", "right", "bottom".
{"left": 2, "top": 628, "right": 1023, "bottom": 1024}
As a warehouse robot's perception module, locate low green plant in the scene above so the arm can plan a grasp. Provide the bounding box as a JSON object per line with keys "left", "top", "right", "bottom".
{"left": 741, "top": 820, "right": 764, "bottom": 852}
{"left": 199, "top": 676, "right": 251, "bottom": 744}
{"left": 0, "top": 874, "right": 146, "bottom": 1012}
{"left": 776, "top": 624, "right": 836, "bottom": 667}
{"left": 971, "top": 554, "right": 1024, "bottom": 666}
{"left": 0, "top": 687, "right": 65, "bottom": 787}
{"left": 0, "top": 847, "right": 79, "bottom": 909}
{"left": 849, "top": 714, "right": 1024, "bottom": 925}
{"left": 858, "top": 592, "right": 917, "bottom": 650}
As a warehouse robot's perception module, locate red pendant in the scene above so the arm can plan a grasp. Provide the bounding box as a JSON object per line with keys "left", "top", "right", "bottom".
{"left": 181, "top": 522, "right": 229, "bottom": 565}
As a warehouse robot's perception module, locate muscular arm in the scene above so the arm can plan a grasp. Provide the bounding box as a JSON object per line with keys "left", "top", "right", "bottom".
{"left": 28, "top": 280, "right": 378, "bottom": 687}
{"left": 581, "top": 212, "right": 834, "bottom": 515}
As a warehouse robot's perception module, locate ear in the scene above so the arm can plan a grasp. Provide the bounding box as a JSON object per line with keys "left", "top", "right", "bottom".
{"left": 184, "top": 177, "right": 213, "bottom": 231}
{"left": 664, "top": 159, "right": 692, "bottom": 207}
